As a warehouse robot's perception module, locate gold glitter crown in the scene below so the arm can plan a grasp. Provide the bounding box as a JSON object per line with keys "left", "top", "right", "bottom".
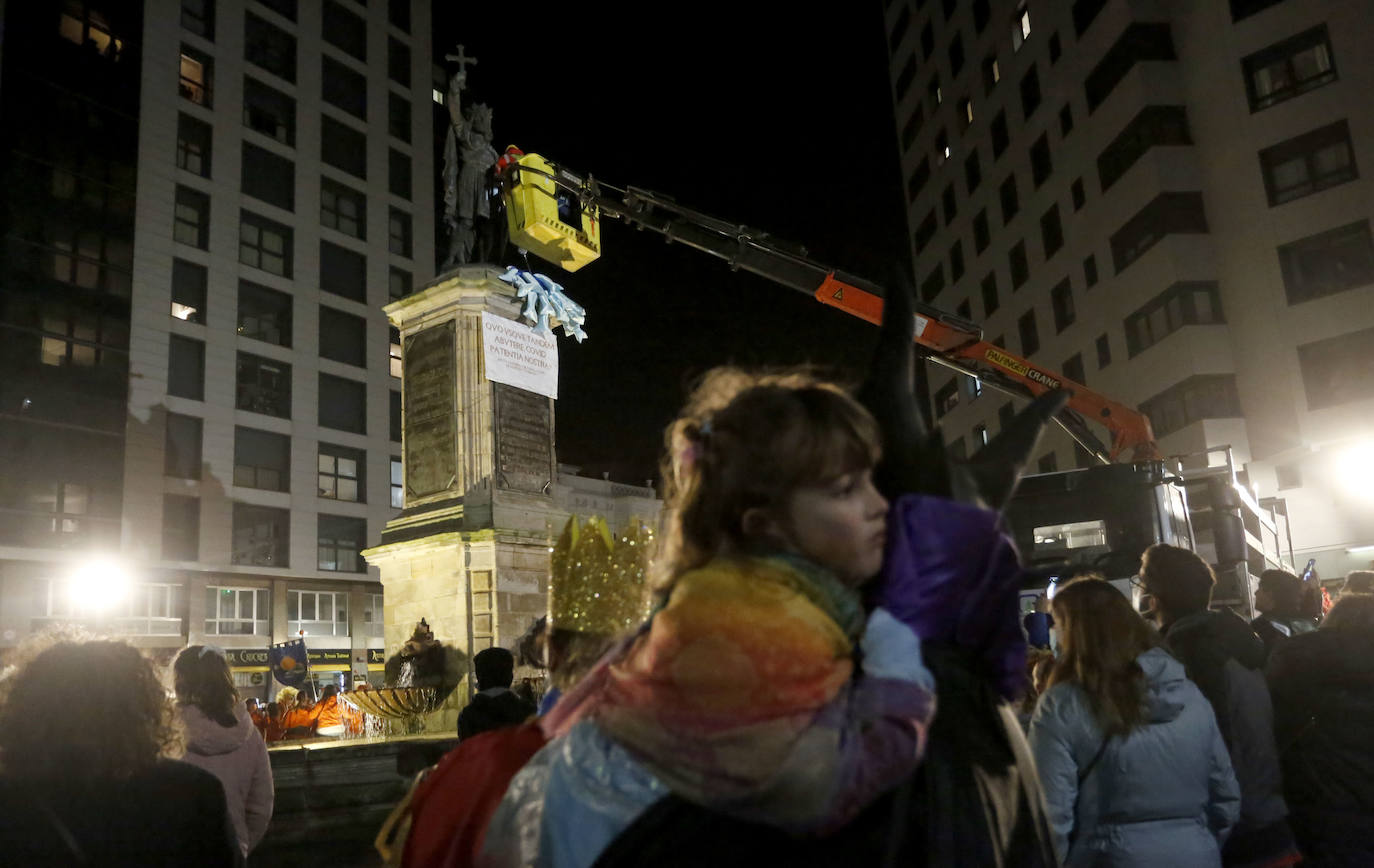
{"left": 550, "top": 515, "right": 653, "bottom": 635}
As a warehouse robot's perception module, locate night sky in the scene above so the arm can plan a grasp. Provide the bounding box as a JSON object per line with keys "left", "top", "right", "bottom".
{"left": 435, "top": 6, "right": 909, "bottom": 484}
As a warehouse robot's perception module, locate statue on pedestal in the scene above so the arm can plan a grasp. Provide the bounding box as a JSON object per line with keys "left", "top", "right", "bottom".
{"left": 441, "top": 44, "right": 501, "bottom": 269}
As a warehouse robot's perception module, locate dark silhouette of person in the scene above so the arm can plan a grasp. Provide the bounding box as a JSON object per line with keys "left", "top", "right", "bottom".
{"left": 457, "top": 648, "right": 536, "bottom": 741}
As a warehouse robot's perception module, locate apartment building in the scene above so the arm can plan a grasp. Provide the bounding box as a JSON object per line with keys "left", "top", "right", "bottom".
{"left": 0, "top": 0, "right": 436, "bottom": 694}
{"left": 884, "top": 0, "right": 1374, "bottom": 574}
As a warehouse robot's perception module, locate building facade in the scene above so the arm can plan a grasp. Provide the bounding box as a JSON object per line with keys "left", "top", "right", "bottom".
{"left": 0, "top": 0, "right": 436, "bottom": 695}
{"left": 884, "top": 0, "right": 1374, "bottom": 575}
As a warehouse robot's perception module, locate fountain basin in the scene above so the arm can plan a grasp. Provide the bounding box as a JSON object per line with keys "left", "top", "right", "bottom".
{"left": 342, "top": 686, "right": 438, "bottom": 719}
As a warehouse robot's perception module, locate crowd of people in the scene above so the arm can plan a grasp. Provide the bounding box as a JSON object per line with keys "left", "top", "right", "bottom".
{"left": 2, "top": 349, "right": 1372, "bottom": 866}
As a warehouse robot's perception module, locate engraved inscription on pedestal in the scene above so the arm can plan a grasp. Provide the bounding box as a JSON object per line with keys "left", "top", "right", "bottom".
{"left": 403, "top": 322, "right": 458, "bottom": 498}
{"left": 493, "top": 383, "right": 554, "bottom": 494}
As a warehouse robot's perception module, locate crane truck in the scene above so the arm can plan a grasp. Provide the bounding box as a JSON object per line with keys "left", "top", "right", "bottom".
{"left": 495, "top": 152, "right": 1296, "bottom": 616}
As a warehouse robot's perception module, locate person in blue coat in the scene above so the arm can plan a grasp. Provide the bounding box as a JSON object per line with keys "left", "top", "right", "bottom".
{"left": 1030, "top": 578, "right": 1241, "bottom": 867}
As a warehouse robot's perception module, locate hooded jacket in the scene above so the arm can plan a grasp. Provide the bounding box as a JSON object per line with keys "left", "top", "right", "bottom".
{"left": 1029, "top": 647, "right": 1241, "bottom": 867}
{"left": 1266, "top": 627, "right": 1374, "bottom": 866}
{"left": 179, "top": 703, "right": 275, "bottom": 857}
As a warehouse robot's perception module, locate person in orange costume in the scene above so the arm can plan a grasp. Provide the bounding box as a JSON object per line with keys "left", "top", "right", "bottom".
{"left": 314, "top": 683, "right": 343, "bottom": 731}
{"left": 278, "top": 686, "right": 316, "bottom": 738}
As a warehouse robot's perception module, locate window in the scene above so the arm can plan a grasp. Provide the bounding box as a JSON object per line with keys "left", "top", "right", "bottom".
{"left": 998, "top": 401, "right": 1014, "bottom": 429}
{"left": 956, "top": 299, "right": 973, "bottom": 320}
{"left": 914, "top": 209, "right": 938, "bottom": 249}
{"left": 991, "top": 111, "right": 1009, "bottom": 159}
{"left": 321, "top": 178, "right": 365, "bottom": 238}
{"left": 176, "top": 113, "right": 212, "bottom": 177}
{"left": 322, "top": 0, "right": 367, "bottom": 60}
{"left": 320, "top": 241, "right": 367, "bottom": 301}
{"left": 239, "top": 210, "right": 292, "bottom": 276}
{"left": 319, "top": 373, "right": 366, "bottom": 434}
{"left": 949, "top": 35, "right": 965, "bottom": 76}
{"left": 1030, "top": 134, "right": 1052, "bottom": 187}
{"left": 1110, "top": 192, "right": 1208, "bottom": 274}
{"left": 1096, "top": 333, "right": 1111, "bottom": 368}
{"left": 1276, "top": 463, "right": 1301, "bottom": 491}
{"left": 1018, "top": 308, "right": 1040, "bottom": 356}
{"left": 942, "top": 184, "right": 957, "bottom": 224}
{"left": 1020, "top": 65, "right": 1042, "bottom": 119}
{"left": 289, "top": 589, "right": 350, "bottom": 635}
{"left": 389, "top": 209, "right": 412, "bottom": 257}
{"left": 950, "top": 241, "right": 965, "bottom": 283}
{"left": 894, "top": 57, "right": 917, "bottom": 101}
{"left": 973, "top": 209, "right": 991, "bottom": 253}
{"left": 244, "top": 12, "right": 295, "bottom": 82}
{"left": 920, "top": 265, "right": 946, "bottom": 303}
{"left": 182, "top": 0, "right": 214, "bottom": 38}
{"left": 982, "top": 54, "right": 1000, "bottom": 94}
{"left": 1140, "top": 374, "right": 1242, "bottom": 436}
{"left": 1098, "top": 106, "right": 1192, "bottom": 191}
{"left": 1073, "top": 0, "right": 1107, "bottom": 36}
{"left": 1299, "top": 326, "right": 1374, "bottom": 410}
{"left": 999, "top": 175, "right": 1019, "bottom": 224}
{"left": 907, "top": 158, "right": 931, "bottom": 200}
{"left": 1009, "top": 241, "right": 1029, "bottom": 289}
{"left": 934, "top": 380, "right": 959, "bottom": 418}
{"left": 389, "top": 36, "right": 411, "bottom": 86}
{"left": 391, "top": 390, "right": 402, "bottom": 442}
{"left": 164, "top": 413, "right": 203, "bottom": 479}
{"left": 1244, "top": 25, "right": 1336, "bottom": 112}
{"left": 900, "top": 103, "right": 925, "bottom": 150}
{"left": 921, "top": 21, "right": 935, "bottom": 60}
{"left": 318, "top": 514, "right": 367, "bottom": 572}
{"left": 256, "top": 0, "right": 297, "bottom": 20}
{"left": 179, "top": 45, "right": 213, "bottom": 106}
{"left": 322, "top": 56, "right": 367, "bottom": 121}
{"left": 1231, "top": 0, "right": 1287, "bottom": 24}
{"left": 171, "top": 259, "right": 207, "bottom": 323}
{"left": 1049, "top": 31, "right": 1062, "bottom": 63}
{"left": 390, "top": 456, "right": 403, "bottom": 508}
{"left": 974, "top": 424, "right": 989, "bottom": 447}
{"left": 973, "top": 0, "right": 991, "bottom": 32}
{"left": 1277, "top": 220, "right": 1374, "bottom": 305}
{"left": 1060, "top": 103, "right": 1074, "bottom": 136}
{"left": 390, "top": 149, "right": 412, "bottom": 199}
{"left": 1012, "top": 4, "right": 1031, "bottom": 51}
{"left": 1063, "top": 352, "right": 1085, "bottom": 385}
{"left": 318, "top": 443, "right": 365, "bottom": 501}
{"left": 243, "top": 77, "right": 295, "bottom": 145}
{"left": 319, "top": 306, "right": 367, "bottom": 368}
{"left": 233, "top": 426, "right": 290, "bottom": 491}
{"left": 236, "top": 351, "right": 292, "bottom": 417}
{"left": 173, "top": 185, "right": 209, "bottom": 249}
{"left": 321, "top": 115, "right": 366, "bottom": 179}
{"left": 959, "top": 97, "right": 974, "bottom": 129}
{"left": 237, "top": 280, "right": 292, "bottom": 346}
{"left": 1084, "top": 254, "right": 1098, "bottom": 287}
{"left": 388, "top": 92, "right": 412, "bottom": 142}
{"left": 389, "top": 327, "right": 403, "bottom": 377}
{"left": 1124, "top": 281, "right": 1225, "bottom": 356}
{"left": 889, "top": 6, "right": 911, "bottom": 51}
{"left": 981, "top": 272, "right": 999, "bottom": 315}
{"left": 231, "top": 504, "right": 290, "bottom": 567}
{"left": 1260, "top": 121, "right": 1357, "bottom": 206}
{"left": 1051, "top": 278, "right": 1075, "bottom": 331}
{"left": 162, "top": 495, "right": 200, "bottom": 561}
{"left": 206, "top": 586, "right": 271, "bottom": 635}
{"left": 964, "top": 150, "right": 982, "bottom": 193}
{"left": 167, "top": 335, "right": 205, "bottom": 400}
{"left": 389, "top": 0, "right": 410, "bottom": 31}
{"left": 1041, "top": 205, "right": 1063, "bottom": 258}
{"left": 240, "top": 142, "right": 294, "bottom": 211}
{"left": 1037, "top": 454, "right": 1058, "bottom": 473}
{"left": 1085, "top": 23, "right": 1177, "bottom": 112}
{"left": 1071, "top": 178, "right": 1086, "bottom": 211}
{"left": 389, "top": 267, "right": 412, "bottom": 300}
{"left": 935, "top": 128, "right": 950, "bottom": 164}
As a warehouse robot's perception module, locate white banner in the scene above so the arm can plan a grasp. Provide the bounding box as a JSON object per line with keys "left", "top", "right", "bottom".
{"left": 481, "top": 311, "right": 559, "bottom": 399}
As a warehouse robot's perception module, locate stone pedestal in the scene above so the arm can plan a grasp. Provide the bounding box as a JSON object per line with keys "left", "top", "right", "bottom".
{"left": 362, "top": 267, "right": 563, "bottom": 729}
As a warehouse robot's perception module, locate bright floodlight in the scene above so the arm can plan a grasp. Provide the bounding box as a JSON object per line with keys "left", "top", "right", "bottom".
{"left": 66, "top": 556, "right": 133, "bottom": 613}
{"left": 1338, "top": 440, "right": 1374, "bottom": 498}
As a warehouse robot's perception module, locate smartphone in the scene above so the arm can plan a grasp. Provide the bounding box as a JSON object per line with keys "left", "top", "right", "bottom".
{"left": 1301, "top": 558, "right": 1316, "bottom": 582}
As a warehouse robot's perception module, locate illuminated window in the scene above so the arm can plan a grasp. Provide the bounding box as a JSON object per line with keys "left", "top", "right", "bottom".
{"left": 206, "top": 585, "right": 270, "bottom": 634}
{"left": 179, "top": 46, "right": 212, "bottom": 106}
{"left": 289, "top": 589, "right": 350, "bottom": 635}
{"left": 59, "top": 3, "right": 125, "bottom": 60}
{"left": 390, "top": 457, "right": 403, "bottom": 508}
{"left": 1012, "top": 4, "right": 1031, "bottom": 52}
{"left": 171, "top": 259, "right": 207, "bottom": 323}
{"left": 389, "top": 327, "right": 403, "bottom": 378}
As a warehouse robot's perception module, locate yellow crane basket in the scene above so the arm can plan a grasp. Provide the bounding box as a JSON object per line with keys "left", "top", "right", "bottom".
{"left": 503, "top": 153, "right": 602, "bottom": 272}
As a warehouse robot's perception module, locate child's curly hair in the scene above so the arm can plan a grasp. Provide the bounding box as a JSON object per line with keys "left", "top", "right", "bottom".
{"left": 655, "top": 367, "right": 881, "bottom": 596}
{"left": 0, "top": 630, "right": 181, "bottom": 780}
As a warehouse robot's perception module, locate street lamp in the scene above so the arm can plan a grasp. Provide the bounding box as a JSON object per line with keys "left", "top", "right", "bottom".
{"left": 1335, "top": 439, "right": 1374, "bottom": 500}
{"left": 65, "top": 555, "right": 133, "bottom": 615}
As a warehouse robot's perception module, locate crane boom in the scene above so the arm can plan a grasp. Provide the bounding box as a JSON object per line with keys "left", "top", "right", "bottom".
{"left": 503, "top": 158, "right": 1160, "bottom": 463}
